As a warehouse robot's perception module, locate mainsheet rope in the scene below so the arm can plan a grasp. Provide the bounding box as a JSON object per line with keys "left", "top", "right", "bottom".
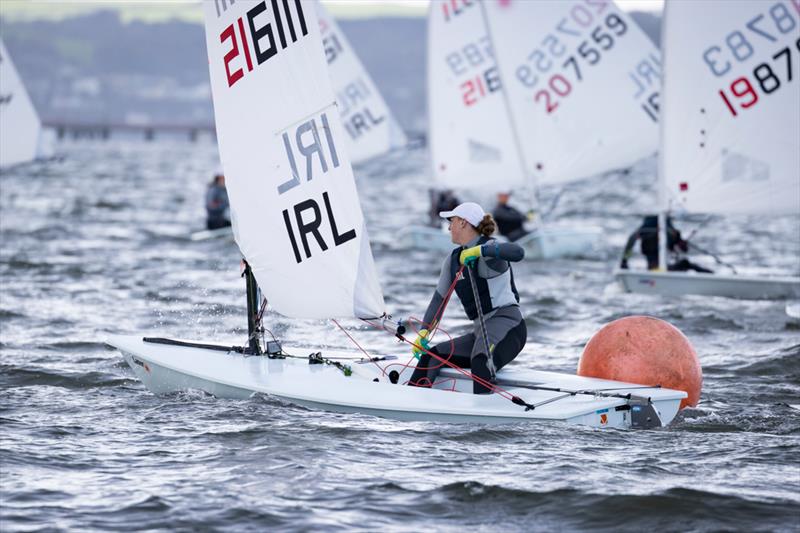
{"left": 329, "top": 263, "right": 534, "bottom": 408}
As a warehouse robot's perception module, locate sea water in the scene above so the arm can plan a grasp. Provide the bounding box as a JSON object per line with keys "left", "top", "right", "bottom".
{"left": 1, "top": 140, "right": 798, "bottom": 531}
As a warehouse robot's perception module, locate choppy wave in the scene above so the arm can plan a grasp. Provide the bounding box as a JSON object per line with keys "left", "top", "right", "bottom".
{"left": 1, "top": 143, "right": 798, "bottom": 531}
{"left": 0, "top": 364, "right": 132, "bottom": 390}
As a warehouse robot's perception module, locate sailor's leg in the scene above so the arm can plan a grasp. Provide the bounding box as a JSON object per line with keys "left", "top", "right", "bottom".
{"left": 687, "top": 260, "right": 713, "bottom": 273}
{"left": 491, "top": 318, "right": 527, "bottom": 371}
{"left": 669, "top": 258, "right": 712, "bottom": 273}
{"left": 507, "top": 228, "right": 526, "bottom": 242}
{"left": 668, "top": 259, "right": 691, "bottom": 271}
{"left": 470, "top": 307, "right": 527, "bottom": 394}
{"left": 408, "top": 333, "right": 474, "bottom": 387}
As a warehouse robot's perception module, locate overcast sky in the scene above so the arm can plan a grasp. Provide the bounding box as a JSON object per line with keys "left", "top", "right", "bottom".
{"left": 0, "top": 0, "right": 664, "bottom": 23}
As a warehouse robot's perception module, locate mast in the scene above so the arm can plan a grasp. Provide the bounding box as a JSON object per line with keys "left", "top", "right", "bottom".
{"left": 243, "top": 260, "right": 263, "bottom": 355}
{"left": 657, "top": 2, "right": 669, "bottom": 271}
{"left": 478, "top": 1, "right": 542, "bottom": 220}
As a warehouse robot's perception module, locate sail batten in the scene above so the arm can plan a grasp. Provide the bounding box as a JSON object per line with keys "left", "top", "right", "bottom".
{"left": 202, "top": 0, "right": 385, "bottom": 320}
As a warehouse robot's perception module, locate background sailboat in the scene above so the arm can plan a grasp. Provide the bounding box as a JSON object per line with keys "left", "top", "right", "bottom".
{"left": 616, "top": 0, "right": 800, "bottom": 299}
{"left": 107, "top": 0, "right": 686, "bottom": 428}
{"left": 482, "top": 0, "right": 660, "bottom": 187}
{"left": 408, "top": 0, "right": 661, "bottom": 259}
{"left": 316, "top": 1, "right": 407, "bottom": 165}
{"left": 0, "top": 38, "right": 45, "bottom": 168}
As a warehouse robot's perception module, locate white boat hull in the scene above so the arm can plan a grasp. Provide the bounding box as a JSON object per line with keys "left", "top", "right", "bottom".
{"left": 402, "top": 225, "right": 602, "bottom": 260}
{"left": 190, "top": 226, "right": 232, "bottom": 242}
{"left": 108, "top": 335, "right": 685, "bottom": 429}
{"left": 615, "top": 269, "right": 800, "bottom": 300}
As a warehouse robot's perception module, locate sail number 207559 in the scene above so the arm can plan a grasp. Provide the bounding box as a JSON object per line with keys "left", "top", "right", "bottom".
{"left": 512, "top": 0, "right": 628, "bottom": 116}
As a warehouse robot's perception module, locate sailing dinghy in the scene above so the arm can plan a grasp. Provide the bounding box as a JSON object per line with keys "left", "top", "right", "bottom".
{"left": 0, "top": 38, "right": 46, "bottom": 168}
{"left": 316, "top": 1, "right": 407, "bottom": 164}
{"left": 108, "top": 0, "right": 686, "bottom": 429}
{"left": 481, "top": 0, "right": 661, "bottom": 195}
{"left": 405, "top": 0, "right": 605, "bottom": 259}
{"left": 615, "top": 0, "right": 800, "bottom": 299}
{"left": 189, "top": 226, "right": 232, "bottom": 242}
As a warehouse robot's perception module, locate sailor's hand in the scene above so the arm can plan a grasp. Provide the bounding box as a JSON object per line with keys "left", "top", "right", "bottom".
{"left": 620, "top": 259, "right": 629, "bottom": 269}
{"left": 459, "top": 245, "right": 482, "bottom": 267}
{"left": 527, "top": 210, "right": 536, "bottom": 221}
{"left": 412, "top": 329, "right": 430, "bottom": 359}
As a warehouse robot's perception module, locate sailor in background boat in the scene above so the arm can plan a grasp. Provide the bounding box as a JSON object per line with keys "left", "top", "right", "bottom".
{"left": 492, "top": 191, "right": 529, "bottom": 242}
{"left": 205, "top": 172, "right": 231, "bottom": 231}
{"left": 620, "top": 215, "right": 713, "bottom": 273}
{"left": 410, "top": 202, "right": 527, "bottom": 394}
{"left": 428, "top": 189, "right": 460, "bottom": 227}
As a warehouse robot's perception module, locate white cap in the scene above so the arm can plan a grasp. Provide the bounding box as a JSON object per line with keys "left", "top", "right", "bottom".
{"left": 439, "top": 202, "right": 485, "bottom": 227}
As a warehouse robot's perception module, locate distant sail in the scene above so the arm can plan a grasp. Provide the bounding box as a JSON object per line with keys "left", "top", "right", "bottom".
{"left": 0, "top": 38, "right": 42, "bottom": 168}
{"left": 661, "top": 0, "right": 800, "bottom": 215}
{"left": 315, "top": 1, "right": 407, "bottom": 164}
{"left": 202, "top": 0, "right": 385, "bottom": 319}
{"left": 427, "top": 0, "right": 527, "bottom": 190}
{"left": 482, "top": 0, "right": 660, "bottom": 185}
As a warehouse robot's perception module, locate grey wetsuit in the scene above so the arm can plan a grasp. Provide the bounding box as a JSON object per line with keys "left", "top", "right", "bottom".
{"left": 409, "top": 236, "right": 527, "bottom": 394}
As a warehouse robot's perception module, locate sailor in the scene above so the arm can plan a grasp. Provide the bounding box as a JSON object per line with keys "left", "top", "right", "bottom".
{"left": 492, "top": 191, "right": 529, "bottom": 242}
{"left": 409, "top": 202, "right": 527, "bottom": 394}
{"left": 619, "top": 215, "right": 713, "bottom": 273}
{"left": 205, "top": 172, "right": 231, "bottom": 230}
{"left": 429, "top": 189, "right": 460, "bottom": 226}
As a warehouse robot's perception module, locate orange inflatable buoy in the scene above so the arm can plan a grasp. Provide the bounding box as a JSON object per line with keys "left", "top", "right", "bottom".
{"left": 577, "top": 316, "right": 702, "bottom": 409}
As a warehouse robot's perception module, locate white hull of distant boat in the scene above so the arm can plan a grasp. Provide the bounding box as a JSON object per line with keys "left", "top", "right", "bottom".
{"left": 108, "top": 335, "right": 685, "bottom": 428}
{"left": 403, "top": 225, "right": 602, "bottom": 260}
{"left": 190, "top": 226, "right": 232, "bottom": 242}
{"left": 615, "top": 269, "right": 800, "bottom": 300}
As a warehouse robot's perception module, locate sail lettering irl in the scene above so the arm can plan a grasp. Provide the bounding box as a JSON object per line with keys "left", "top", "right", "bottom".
{"left": 282, "top": 191, "right": 356, "bottom": 264}
{"left": 216, "top": 0, "right": 309, "bottom": 87}
{"left": 278, "top": 111, "right": 356, "bottom": 264}
{"left": 337, "top": 80, "right": 386, "bottom": 139}
{"left": 442, "top": 0, "right": 478, "bottom": 23}
{"left": 628, "top": 53, "right": 661, "bottom": 123}
{"left": 316, "top": 1, "right": 406, "bottom": 163}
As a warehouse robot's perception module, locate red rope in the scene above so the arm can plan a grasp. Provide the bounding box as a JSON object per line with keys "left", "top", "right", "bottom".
{"left": 339, "top": 264, "right": 521, "bottom": 404}
{"left": 426, "top": 264, "right": 465, "bottom": 336}
{"left": 380, "top": 263, "right": 465, "bottom": 377}
{"left": 331, "top": 318, "right": 387, "bottom": 376}
{"left": 362, "top": 317, "right": 519, "bottom": 403}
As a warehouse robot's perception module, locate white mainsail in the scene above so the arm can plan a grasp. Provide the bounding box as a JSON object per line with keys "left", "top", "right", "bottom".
{"left": 316, "top": 1, "right": 407, "bottom": 164}
{"left": 427, "top": 0, "right": 527, "bottom": 191}
{"left": 482, "top": 0, "right": 660, "bottom": 186}
{"left": 202, "top": 0, "right": 385, "bottom": 319}
{"left": 0, "top": 38, "right": 42, "bottom": 168}
{"left": 661, "top": 0, "right": 800, "bottom": 215}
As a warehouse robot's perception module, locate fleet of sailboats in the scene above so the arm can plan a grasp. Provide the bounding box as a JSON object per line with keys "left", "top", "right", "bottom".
{"left": 615, "top": 0, "right": 800, "bottom": 299}
{"left": 108, "top": 0, "right": 688, "bottom": 429}
{"left": 407, "top": 0, "right": 663, "bottom": 259}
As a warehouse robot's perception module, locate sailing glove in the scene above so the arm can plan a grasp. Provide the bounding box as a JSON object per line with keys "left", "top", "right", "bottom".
{"left": 459, "top": 246, "right": 482, "bottom": 267}
{"left": 412, "top": 329, "right": 430, "bottom": 359}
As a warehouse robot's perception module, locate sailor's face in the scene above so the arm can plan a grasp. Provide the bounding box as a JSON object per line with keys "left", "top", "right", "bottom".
{"left": 448, "top": 217, "right": 467, "bottom": 243}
